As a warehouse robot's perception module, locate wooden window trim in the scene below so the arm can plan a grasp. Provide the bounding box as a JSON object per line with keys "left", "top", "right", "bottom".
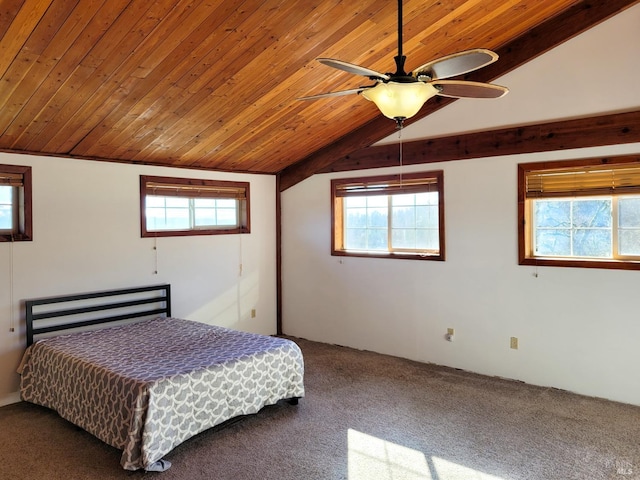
{"left": 331, "top": 171, "right": 445, "bottom": 261}
{"left": 140, "top": 175, "right": 250, "bottom": 238}
{"left": 0, "top": 164, "right": 32, "bottom": 242}
{"left": 518, "top": 155, "right": 640, "bottom": 271}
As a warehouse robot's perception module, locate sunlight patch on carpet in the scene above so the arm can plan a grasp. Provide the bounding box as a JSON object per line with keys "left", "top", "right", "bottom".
{"left": 347, "top": 429, "right": 504, "bottom": 480}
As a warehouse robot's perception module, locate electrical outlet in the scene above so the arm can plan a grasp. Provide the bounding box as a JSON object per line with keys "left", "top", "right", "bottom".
{"left": 445, "top": 328, "right": 454, "bottom": 342}
{"left": 510, "top": 337, "right": 518, "bottom": 349}
{"left": 251, "top": 309, "right": 256, "bottom": 318}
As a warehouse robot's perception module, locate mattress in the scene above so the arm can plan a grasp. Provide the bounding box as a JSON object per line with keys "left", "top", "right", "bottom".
{"left": 18, "top": 317, "right": 305, "bottom": 471}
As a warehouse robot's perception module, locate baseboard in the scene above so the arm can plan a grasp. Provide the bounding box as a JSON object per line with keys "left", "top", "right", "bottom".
{"left": 0, "top": 392, "right": 21, "bottom": 407}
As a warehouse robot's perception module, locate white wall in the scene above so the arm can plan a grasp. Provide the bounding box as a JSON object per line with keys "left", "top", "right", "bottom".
{"left": 281, "top": 144, "right": 640, "bottom": 406}
{"left": 0, "top": 153, "right": 276, "bottom": 406}
{"left": 281, "top": 5, "right": 640, "bottom": 406}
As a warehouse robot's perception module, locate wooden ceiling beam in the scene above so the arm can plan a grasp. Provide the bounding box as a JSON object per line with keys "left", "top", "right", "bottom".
{"left": 278, "top": 0, "right": 640, "bottom": 191}
{"left": 316, "top": 110, "right": 640, "bottom": 173}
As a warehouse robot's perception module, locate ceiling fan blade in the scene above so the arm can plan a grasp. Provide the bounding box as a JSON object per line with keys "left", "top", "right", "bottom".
{"left": 431, "top": 80, "right": 508, "bottom": 99}
{"left": 413, "top": 49, "right": 499, "bottom": 80}
{"left": 297, "top": 86, "right": 372, "bottom": 101}
{"left": 317, "top": 58, "right": 390, "bottom": 80}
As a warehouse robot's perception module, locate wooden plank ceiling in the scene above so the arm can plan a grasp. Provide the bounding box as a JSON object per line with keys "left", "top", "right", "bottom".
{"left": 0, "top": 0, "right": 634, "bottom": 185}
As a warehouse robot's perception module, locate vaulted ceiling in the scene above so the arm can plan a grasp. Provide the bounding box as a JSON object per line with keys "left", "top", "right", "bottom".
{"left": 0, "top": 0, "right": 637, "bottom": 189}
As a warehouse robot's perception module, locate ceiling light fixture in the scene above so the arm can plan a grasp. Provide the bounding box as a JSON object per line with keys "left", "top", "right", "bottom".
{"left": 361, "top": 81, "right": 438, "bottom": 126}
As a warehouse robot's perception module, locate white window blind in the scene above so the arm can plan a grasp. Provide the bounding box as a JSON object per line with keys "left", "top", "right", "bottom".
{"left": 334, "top": 173, "right": 438, "bottom": 197}
{"left": 142, "top": 177, "right": 248, "bottom": 199}
{"left": 0, "top": 171, "right": 26, "bottom": 187}
{"left": 525, "top": 163, "right": 640, "bottom": 198}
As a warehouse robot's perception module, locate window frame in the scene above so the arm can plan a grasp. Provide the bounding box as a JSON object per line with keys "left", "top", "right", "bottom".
{"left": 518, "top": 155, "right": 640, "bottom": 271}
{"left": 0, "top": 164, "right": 32, "bottom": 242}
{"left": 140, "top": 175, "right": 250, "bottom": 238}
{"left": 331, "top": 170, "right": 445, "bottom": 261}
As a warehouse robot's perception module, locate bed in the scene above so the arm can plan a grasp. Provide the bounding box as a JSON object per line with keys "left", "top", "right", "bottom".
{"left": 17, "top": 284, "right": 304, "bottom": 471}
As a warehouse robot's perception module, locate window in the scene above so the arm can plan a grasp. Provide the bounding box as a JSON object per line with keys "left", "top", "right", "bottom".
{"left": 332, "top": 171, "right": 444, "bottom": 260}
{"left": 518, "top": 156, "right": 640, "bottom": 270}
{"left": 0, "top": 164, "right": 32, "bottom": 242}
{"left": 140, "top": 175, "right": 249, "bottom": 237}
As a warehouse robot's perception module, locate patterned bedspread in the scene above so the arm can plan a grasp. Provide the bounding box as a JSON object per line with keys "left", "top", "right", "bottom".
{"left": 18, "top": 317, "right": 305, "bottom": 471}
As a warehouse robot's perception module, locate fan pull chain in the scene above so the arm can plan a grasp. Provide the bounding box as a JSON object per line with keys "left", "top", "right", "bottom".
{"left": 237, "top": 233, "right": 243, "bottom": 323}
{"left": 398, "top": 124, "right": 403, "bottom": 186}
{"left": 9, "top": 238, "right": 15, "bottom": 333}
{"left": 238, "top": 233, "right": 243, "bottom": 278}
{"left": 153, "top": 237, "right": 158, "bottom": 275}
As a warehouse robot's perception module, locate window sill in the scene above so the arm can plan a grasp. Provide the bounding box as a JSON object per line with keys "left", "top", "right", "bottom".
{"left": 0, "top": 233, "right": 33, "bottom": 242}
{"left": 142, "top": 227, "right": 249, "bottom": 238}
{"left": 520, "top": 256, "right": 640, "bottom": 271}
{"left": 332, "top": 250, "right": 444, "bottom": 261}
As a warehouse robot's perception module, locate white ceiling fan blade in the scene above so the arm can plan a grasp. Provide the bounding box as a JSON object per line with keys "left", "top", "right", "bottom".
{"left": 413, "top": 49, "right": 499, "bottom": 80}
{"left": 297, "top": 86, "right": 372, "bottom": 101}
{"left": 317, "top": 58, "right": 390, "bottom": 80}
{"left": 431, "top": 80, "right": 508, "bottom": 98}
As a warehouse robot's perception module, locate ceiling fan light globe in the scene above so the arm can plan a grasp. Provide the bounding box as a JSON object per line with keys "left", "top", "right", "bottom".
{"left": 361, "top": 81, "right": 438, "bottom": 120}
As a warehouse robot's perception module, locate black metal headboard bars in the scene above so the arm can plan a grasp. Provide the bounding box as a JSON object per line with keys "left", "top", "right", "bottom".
{"left": 25, "top": 284, "right": 171, "bottom": 346}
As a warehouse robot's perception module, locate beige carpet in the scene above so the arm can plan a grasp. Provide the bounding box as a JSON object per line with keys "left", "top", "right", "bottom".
{"left": 1, "top": 337, "right": 639, "bottom": 480}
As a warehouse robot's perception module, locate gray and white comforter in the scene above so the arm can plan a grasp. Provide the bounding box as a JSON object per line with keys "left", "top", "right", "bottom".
{"left": 18, "top": 317, "right": 305, "bottom": 471}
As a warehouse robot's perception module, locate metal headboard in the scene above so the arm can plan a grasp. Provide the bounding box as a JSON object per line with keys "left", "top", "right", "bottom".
{"left": 25, "top": 284, "right": 171, "bottom": 346}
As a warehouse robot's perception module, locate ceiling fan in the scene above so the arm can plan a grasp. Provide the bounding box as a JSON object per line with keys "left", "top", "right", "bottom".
{"left": 299, "top": 0, "right": 508, "bottom": 126}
